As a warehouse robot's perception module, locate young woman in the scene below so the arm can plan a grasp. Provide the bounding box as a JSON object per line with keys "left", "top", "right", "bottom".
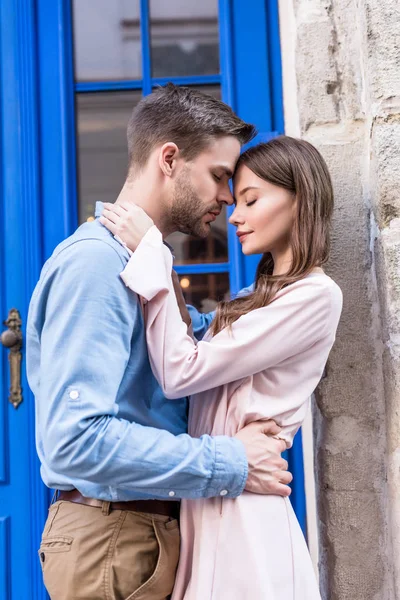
{"left": 101, "top": 136, "right": 342, "bottom": 600}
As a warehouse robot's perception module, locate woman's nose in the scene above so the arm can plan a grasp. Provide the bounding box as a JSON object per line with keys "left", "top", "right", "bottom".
{"left": 229, "top": 207, "right": 245, "bottom": 225}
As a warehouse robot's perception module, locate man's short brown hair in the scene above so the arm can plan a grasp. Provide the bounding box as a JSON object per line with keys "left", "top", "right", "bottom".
{"left": 127, "top": 83, "right": 256, "bottom": 174}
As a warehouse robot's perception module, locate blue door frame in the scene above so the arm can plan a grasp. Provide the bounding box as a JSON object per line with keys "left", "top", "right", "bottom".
{"left": 0, "top": 1, "right": 48, "bottom": 598}
{"left": 0, "top": 1, "right": 306, "bottom": 597}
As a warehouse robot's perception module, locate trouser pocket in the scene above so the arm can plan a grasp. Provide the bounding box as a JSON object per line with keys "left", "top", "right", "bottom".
{"left": 38, "top": 535, "right": 74, "bottom": 598}
{"left": 104, "top": 510, "right": 180, "bottom": 600}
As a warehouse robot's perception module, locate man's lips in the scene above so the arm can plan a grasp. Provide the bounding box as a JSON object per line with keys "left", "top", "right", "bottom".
{"left": 206, "top": 210, "right": 221, "bottom": 222}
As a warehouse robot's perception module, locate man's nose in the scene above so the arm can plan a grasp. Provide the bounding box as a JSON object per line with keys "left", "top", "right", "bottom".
{"left": 217, "top": 184, "right": 234, "bottom": 206}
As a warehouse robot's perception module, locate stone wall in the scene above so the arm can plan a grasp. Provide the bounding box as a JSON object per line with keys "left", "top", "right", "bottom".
{"left": 279, "top": 0, "right": 400, "bottom": 598}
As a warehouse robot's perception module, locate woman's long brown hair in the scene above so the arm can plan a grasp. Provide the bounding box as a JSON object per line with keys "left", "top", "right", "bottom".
{"left": 210, "top": 136, "right": 334, "bottom": 336}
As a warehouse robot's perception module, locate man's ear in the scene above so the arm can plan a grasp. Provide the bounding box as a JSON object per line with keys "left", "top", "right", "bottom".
{"left": 159, "top": 142, "right": 180, "bottom": 177}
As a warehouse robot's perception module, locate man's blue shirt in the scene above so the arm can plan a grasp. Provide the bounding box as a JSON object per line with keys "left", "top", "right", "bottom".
{"left": 26, "top": 204, "right": 248, "bottom": 501}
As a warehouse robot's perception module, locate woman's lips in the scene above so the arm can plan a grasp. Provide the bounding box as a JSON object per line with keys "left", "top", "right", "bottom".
{"left": 237, "top": 231, "right": 252, "bottom": 243}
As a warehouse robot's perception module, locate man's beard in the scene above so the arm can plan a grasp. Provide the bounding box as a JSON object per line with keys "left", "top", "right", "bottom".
{"left": 169, "top": 168, "right": 213, "bottom": 238}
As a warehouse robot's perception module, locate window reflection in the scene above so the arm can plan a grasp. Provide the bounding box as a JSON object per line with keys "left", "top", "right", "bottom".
{"left": 167, "top": 211, "right": 228, "bottom": 264}
{"left": 179, "top": 272, "right": 230, "bottom": 312}
{"left": 72, "top": 0, "right": 141, "bottom": 81}
{"left": 75, "top": 91, "right": 141, "bottom": 223}
{"left": 149, "top": 0, "right": 219, "bottom": 77}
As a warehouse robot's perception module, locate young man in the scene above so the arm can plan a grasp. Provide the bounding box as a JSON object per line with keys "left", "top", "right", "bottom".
{"left": 27, "top": 84, "right": 292, "bottom": 600}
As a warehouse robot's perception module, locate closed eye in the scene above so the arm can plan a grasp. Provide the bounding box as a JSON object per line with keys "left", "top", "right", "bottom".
{"left": 246, "top": 199, "right": 257, "bottom": 207}
{"left": 213, "top": 174, "right": 221, "bottom": 182}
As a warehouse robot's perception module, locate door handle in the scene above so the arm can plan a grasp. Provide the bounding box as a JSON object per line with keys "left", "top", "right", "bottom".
{"left": 1, "top": 309, "right": 23, "bottom": 408}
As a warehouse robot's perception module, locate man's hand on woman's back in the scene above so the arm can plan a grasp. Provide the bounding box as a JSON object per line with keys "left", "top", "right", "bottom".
{"left": 235, "top": 421, "right": 293, "bottom": 497}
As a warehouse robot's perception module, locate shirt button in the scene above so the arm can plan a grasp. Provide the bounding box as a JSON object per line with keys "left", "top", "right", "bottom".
{"left": 168, "top": 491, "right": 176, "bottom": 497}
{"left": 220, "top": 490, "right": 228, "bottom": 496}
{"left": 69, "top": 390, "right": 79, "bottom": 400}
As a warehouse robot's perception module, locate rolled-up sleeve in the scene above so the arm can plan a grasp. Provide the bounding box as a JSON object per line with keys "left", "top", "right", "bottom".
{"left": 27, "top": 239, "right": 248, "bottom": 501}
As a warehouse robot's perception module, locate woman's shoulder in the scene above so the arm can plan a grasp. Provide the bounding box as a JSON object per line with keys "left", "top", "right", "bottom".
{"left": 273, "top": 272, "right": 343, "bottom": 316}
{"left": 305, "top": 272, "right": 342, "bottom": 299}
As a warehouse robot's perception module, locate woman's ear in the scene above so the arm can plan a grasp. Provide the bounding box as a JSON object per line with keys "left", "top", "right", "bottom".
{"left": 159, "top": 142, "right": 180, "bottom": 177}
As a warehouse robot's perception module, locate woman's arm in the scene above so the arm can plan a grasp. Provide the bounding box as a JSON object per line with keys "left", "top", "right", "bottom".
{"left": 121, "top": 225, "right": 342, "bottom": 399}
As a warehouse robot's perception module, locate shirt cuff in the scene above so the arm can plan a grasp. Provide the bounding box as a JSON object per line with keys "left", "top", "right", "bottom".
{"left": 206, "top": 436, "right": 248, "bottom": 498}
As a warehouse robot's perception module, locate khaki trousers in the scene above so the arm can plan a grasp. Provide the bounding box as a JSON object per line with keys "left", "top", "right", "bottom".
{"left": 38, "top": 500, "right": 180, "bottom": 600}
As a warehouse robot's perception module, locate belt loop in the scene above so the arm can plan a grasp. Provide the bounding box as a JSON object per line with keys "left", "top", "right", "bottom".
{"left": 101, "top": 501, "right": 111, "bottom": 516}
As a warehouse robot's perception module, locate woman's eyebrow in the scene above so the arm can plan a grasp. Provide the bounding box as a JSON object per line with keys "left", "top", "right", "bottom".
{"left": 237, "top": 185, "right": 259, "bottom": 196}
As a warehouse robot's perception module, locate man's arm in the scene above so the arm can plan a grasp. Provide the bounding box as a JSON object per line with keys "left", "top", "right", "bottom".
{"left": 186, "top": 285, "right": 255, "bottom": 341}
{"left": 27, "top": 239, "right": 248, "bottom": 502}
{"left": 186, "top": 305, "right": 215, "bottom": 340}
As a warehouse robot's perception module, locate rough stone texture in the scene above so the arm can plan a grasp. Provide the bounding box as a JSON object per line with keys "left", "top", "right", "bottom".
{"left": 310, "top": 134, "right": 391, "bottom": 600}
{"left": 287, "top": 0, "right": 400, "bottom": 598}
{"left": 375, "top": 218, "right": 400, "bottom": 598}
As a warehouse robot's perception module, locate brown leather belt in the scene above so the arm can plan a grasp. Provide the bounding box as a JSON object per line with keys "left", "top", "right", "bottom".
{"left": 57, "top": 489, "right": 180, "bottom": 519}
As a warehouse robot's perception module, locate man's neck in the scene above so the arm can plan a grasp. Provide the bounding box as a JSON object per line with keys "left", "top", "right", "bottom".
{"left": 115, "top": 179, "right": 173, "bottom": 239}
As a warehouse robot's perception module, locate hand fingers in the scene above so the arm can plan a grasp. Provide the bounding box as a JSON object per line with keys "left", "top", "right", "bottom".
{"left": 246, "top": 420, "right": 282, "bottom": 436}
{"left": 261, "top": 436, "right": 287, "bottom": 455}
{"left": 103, "top": 202, "right": 128, "bottom": 217}
{"left": 117, "top": 200, "right": 132, "bottom": 212}
{"left": 273, "top": 483, "right": 292, "bottom": 497}
{"left": 259, "top": 420, "right": 282, "bottom": 437}
{"left": 99, "top": 216, "right": 117, "bottom": 235}
{"left": 276, "top": 457, "right": 289, "bottom": 471}
{"left": 278, "top": 470, "right": 293, "bottom": 485}
{"left": 102, "top": 208, "right": 121, "bottom": 225}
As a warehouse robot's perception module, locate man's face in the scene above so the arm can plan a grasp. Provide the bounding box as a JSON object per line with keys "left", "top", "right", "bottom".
{"left": 169, "top": 136, "right": 241, "bottom": 237}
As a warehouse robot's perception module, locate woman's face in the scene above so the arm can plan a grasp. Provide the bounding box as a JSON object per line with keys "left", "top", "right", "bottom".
{"left": 230, "top": 164, "right": 296, "bottom": 256}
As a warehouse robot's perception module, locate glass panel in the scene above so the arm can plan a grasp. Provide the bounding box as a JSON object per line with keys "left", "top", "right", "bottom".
{"left": 179, "top": 272, "right": 230, "bottom": 312}
{"left": 149, "top": 0, "right": 219, "bottom": 77}
{"left": 75, "top": 91, "right": 142, "bottom": 223}
{"left": 72, "top": 0, "right": 141, "bottom": 81}
{"left": 168, "top": 209, "right": 228, "bottom": 264}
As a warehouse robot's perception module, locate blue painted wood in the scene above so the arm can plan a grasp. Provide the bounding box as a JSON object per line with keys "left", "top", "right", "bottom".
{"left": 0, "top": 517, "right": 10, "bottom": 600}
{"left": 152, "top": 75, "right": 221, "bottom": 88}
{"left": 218, "top": 0, "right": 245, "bottom": 295}
{"left": 266, "top": 0, "right": 285, "bottom": 134}
{"left": 288, "top": 429, "right": 307, "bottom": 537}
{"left": 76, "top": 79, "right": 144, "bottom": 93}
{"left": 75, "top": 74, "right": 222, "bottom": 93}
{"left": 174, "top": 263, "right": 230, "bottom": 275}
{"left": 0, "top": 47, "right": 5, "bottom": 486}
{"left": 37, "top": 0, "right": 78, "bottom": 259}
{"left": 0, "top": 0, "right": 49, "bottom": 598}
{"left": 140, "top": 0, "right": 152, "bottom": 96}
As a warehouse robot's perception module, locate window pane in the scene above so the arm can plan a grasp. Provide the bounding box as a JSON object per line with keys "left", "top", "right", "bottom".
{"left": 168, "top": 209, "right": 228, "bottom": 265}
{"left": 149, "top": 0, "right": 219, "bottom": 77}
{"left": 72, "top": 0, "right": 141, "bottom": 81}
{"left": 179, "top": 272, "right": 230, "bottom": 312}
{"left": 76, "top": 91, "right": 141, "bottom": 223}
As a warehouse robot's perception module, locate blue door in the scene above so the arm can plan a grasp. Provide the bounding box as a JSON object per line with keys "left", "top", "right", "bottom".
{"left": 0, "top": 1, "right": 49, "bottom": 598}
{"left": 0, "top": 1, "right": 305, "bottom": 598}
